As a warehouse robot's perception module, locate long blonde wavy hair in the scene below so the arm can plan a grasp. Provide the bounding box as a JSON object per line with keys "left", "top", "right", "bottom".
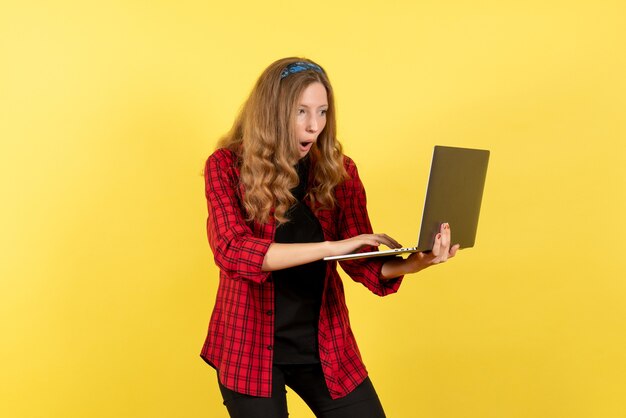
{"left": 218, "top": 57, "right": 348, "bottom": 224}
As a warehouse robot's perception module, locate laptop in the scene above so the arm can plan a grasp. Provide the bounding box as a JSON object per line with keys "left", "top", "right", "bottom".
{"left": 323, "top": 145, "right": 490, "bottom": 261}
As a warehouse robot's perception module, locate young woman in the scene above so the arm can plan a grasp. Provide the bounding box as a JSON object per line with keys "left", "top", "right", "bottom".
{"left": 201, "top": 57, "right": 459, "bottom": 418}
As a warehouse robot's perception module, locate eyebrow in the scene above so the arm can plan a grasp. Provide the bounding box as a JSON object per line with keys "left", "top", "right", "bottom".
{"left": 298, "top": 104, "right": 329, "bottom": 108}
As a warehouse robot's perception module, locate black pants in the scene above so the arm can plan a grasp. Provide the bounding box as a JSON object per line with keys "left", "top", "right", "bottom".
{"left": 217, "top": 364, "right": 386, "bottom": 418}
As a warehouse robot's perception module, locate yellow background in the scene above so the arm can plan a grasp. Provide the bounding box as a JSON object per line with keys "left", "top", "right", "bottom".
{"left": 2, "top": 1, "right": 625, "bottom": 417}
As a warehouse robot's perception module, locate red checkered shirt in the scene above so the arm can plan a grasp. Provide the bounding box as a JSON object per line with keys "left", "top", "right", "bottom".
{"left": 201, "top": 148, "right": 404, "bottom": 399}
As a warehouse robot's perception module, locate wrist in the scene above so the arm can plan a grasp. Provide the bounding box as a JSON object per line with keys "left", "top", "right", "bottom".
{"left": 381, "top": 257, "right": 409, "bottom": 280}
{"left": 323, "top": 240, "right": 335, "bottom": 257}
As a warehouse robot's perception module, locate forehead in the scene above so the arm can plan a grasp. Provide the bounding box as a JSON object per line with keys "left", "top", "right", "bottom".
{"left": 298, "top": 82, "right": 328, "bottom": 106}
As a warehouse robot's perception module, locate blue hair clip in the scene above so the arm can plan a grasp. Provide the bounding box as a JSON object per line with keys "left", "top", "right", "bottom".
{"left": 280, "top": 62, "right": 324, "bottom": 79}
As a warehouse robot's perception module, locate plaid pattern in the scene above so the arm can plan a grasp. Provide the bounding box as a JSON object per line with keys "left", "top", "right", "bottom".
{"left": 201, "top": 148, "right": 404, "bottom": 399}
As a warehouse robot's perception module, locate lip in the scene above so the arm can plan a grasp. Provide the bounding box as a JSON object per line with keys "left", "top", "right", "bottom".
{"left": 299, "top": 140, "right": 315, "bottom": 153}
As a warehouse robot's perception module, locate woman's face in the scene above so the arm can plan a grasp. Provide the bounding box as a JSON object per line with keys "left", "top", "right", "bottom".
{"left": 294, "top": 82, "right": 328, "bottom": 159}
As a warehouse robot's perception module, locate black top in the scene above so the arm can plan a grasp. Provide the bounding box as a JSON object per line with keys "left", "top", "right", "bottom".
{"left": 272, "top": 158, "right": 326, "bottom": 364}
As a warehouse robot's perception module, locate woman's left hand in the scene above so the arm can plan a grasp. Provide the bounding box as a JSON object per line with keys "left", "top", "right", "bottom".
{"left": 405, "top": 223, "right": 459, "bottom": 273}
{"left": 381, "top": 223, "right": 459, "bottom": 279}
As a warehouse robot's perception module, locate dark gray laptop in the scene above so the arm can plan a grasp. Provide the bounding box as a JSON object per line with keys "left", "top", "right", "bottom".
{"left": 324, "top": 145, "right": 490, "bottom": 261}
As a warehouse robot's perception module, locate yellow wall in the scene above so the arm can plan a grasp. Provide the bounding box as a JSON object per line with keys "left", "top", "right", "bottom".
{"left": 2, "top": 1, "right": 625, "bottom": 417}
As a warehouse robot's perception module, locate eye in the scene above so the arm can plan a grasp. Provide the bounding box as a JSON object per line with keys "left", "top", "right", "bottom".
{"left": 320, "top": 109, "right": 328, "bottom": 116}
{"left": 297, "top": 108, "right": 306, "bottom": 115}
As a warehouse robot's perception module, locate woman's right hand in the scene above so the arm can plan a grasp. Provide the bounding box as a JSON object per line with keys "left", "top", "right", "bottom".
{"left": 328, "top": 233, "right": 403, "bottom": 257}
{"left": 263, "top": 233, "right": 403, "bottom": 272}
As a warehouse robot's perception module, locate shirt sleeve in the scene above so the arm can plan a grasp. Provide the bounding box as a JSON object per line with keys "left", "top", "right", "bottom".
{"left": 336, "top": 157, "right": 404, "bottom": 296}
{"left": 204, "top": 149, "right": 273, "bottom": 284}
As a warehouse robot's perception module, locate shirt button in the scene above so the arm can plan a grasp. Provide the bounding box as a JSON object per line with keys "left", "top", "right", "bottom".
{"left": 266, "top": 310, "right": 273, "bottom": 316}
{"left": 267, "top": 345, "right": 273, "bottom": 351}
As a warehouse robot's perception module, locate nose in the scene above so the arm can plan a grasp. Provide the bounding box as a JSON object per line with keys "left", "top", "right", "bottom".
{"left": 306, "top": 114, "right": 319, "bottom": 133}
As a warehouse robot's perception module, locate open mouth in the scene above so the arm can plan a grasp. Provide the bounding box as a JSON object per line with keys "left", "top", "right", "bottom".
{"left": 299, "top": 141, "right": 314, "bottom": 152}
